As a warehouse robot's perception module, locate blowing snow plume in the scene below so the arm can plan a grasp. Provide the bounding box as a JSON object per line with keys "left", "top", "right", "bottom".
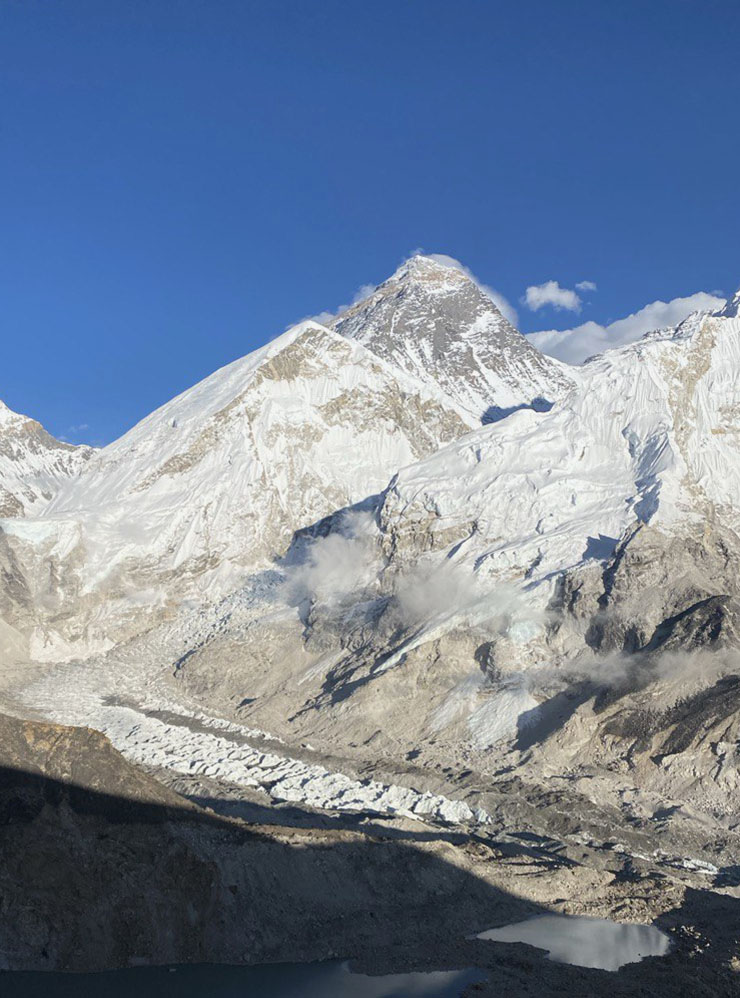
{"left": 566, "top": 645, "right": 740, "bottom": 702}
{"left": 392, "top": 555, "right": 546, "bottom": 642}
{"left": 280, "top": 510, "right": 382, "bottom": 609}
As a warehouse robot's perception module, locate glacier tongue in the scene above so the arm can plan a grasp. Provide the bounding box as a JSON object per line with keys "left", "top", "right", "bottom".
{"left": 19, "top": 659, "right": 491, "bottom": 829}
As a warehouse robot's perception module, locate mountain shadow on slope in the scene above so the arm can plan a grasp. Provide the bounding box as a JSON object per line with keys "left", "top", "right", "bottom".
{"left": 1, "top": 712, "right": 739, "bottom": 996}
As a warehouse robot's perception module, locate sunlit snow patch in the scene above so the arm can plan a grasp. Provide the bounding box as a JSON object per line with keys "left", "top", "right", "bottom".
{"left": 467, "top": 680, "right": 539, "bottom": 748}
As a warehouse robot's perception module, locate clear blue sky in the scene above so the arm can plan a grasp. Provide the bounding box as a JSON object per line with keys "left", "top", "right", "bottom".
{"left": 2, "top": 0, "right": 739, "bottom": 444}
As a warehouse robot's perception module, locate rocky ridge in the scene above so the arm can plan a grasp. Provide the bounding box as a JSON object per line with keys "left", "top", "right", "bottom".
{"left": 1, "top": 710, "right": 738, "bottom": 995}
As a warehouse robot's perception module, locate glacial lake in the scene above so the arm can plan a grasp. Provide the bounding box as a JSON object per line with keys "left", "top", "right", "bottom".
{"left": 0, "top": 960, "right": 486, "bottom": 997}
{"left": 473, "top": 913, "right": 672, "bottom": 971}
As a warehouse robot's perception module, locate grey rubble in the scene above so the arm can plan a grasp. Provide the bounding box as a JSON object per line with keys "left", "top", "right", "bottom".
{"left": 1, "top": 711, "right": 738, "bottom": 996}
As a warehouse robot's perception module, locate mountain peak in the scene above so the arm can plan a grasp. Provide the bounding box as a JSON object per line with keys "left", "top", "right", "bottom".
{"left": 718, "top": 286, "right": 740, "bottom": 318}
{"left": 332, "top": 255, "right": 574, "bottom": 425}
{"left": 389, "top": 253, "right": 473, "bottom": 284}
{"left": 0, "top": 397, "right": 91, "bottom": 517}
{"left": 338, "top": 254, "right": 506, "bottom": 337}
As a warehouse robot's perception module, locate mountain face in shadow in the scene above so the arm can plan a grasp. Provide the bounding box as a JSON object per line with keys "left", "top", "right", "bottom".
{"left": 0, "top": 711, "right": 539, "bottom": 972}
{"left": 0, "top": 711, "right": 738, "bottom": 998}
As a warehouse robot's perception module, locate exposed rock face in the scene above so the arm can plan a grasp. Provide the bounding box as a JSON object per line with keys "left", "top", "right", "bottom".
{"left": 333, "top": 255, "right": 574, "bottom": 424}
{"left": 561, "top": 521, "right": 740, "bottom": 656}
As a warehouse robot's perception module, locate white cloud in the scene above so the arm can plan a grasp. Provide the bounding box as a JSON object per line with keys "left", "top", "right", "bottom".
{"left": 61, "top": 423, "right": 90, "bottom": 441}
{"left": 310, "top": 310, "right": 337, "bottom": 327}
{"left": 528, "top": 291, "right": 726, "bottom": 365}
{"left": 414, "top": 252, "right": 519, "bottom": 326}
{"left": 523, "top": 280, "right": 582, "bottom": 313}
{"left": 575, "top": 280, "right": 597, "bottom": 292}
{"left": 281, "top": 511, "right": 380, "bottom": 607}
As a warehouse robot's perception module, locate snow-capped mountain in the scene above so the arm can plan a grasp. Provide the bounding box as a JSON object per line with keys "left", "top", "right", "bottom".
{"left": 6, "top": 256, "right": 576, "bottom": 656}
{"left": 332, "top": 255, "right": 574, "bottom": 424}
{"left": 719, "top": 286, "right": 740, "bottom": 317}
{"left": 2, "top": 259, "right": 739, "bottom": 875}
{"left": 375, "top": 294, "right": 740, "bottom": 642}
{"left": 6, "top": 255, "right": 577, "bottom": 627}
{"left": 145, "top": 288, "right": 740, "bottom": 838}
{"left": 1, "top": 317, "right": 470, "bottom": 662}
{"left": 381, "top": 299, "right": 740, "bottom": 578}
{"left": 46, "top": 319, "right": 466, "bottom": 585}
{"left": 0, "top": 399, "right": 91, "bottom": 517}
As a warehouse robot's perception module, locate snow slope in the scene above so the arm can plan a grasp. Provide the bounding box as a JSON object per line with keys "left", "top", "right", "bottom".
{"left": 30, "top": 320, "right": 468, "bottom": 610}
{"left": 379, "top": 295, "right": 740, "bottom": 590}
{"left": 9, "top": 255, "right": 575, "bottom": 619}
{"left": 0, "top": 400, "right": 92, "bottom": 517}
{"left": 158, "top": 293, "right": 740, "bottom": 766}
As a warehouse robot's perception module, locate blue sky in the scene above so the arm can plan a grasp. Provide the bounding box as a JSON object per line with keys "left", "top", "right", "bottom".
{"left": 1, "top": 0, "right": 739, "bottom": 444}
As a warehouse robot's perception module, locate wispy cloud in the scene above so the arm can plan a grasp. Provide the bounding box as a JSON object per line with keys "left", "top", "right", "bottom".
{"left": 528, "top": 291, "right": 725, "bottom": 364}
{"left": 575, "top": 279, "right": 597, "bottom": 292}
{"left": 523, "top": 280, "right": 582, "bottom": 313}
{"left": 59, "top": 422, "right": 90, "bottom": 442}
{"left": 310, "top": 285, "right": 377, "bottom": 327}
{"left": 281, "top": 510, "right": 380, "bottom": 607}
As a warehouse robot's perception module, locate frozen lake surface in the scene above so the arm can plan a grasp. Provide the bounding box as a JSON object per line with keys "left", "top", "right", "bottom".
{"left": 474, "top": 913, "right": 672, "bottom": 971}
{"left": 0, "top": 960, "right": 485, "bottom": 997}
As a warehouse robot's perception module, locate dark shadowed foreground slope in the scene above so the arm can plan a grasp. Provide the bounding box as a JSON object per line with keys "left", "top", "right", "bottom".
{"left": 0, "top": 712, "right": 738, "bottom": 996}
